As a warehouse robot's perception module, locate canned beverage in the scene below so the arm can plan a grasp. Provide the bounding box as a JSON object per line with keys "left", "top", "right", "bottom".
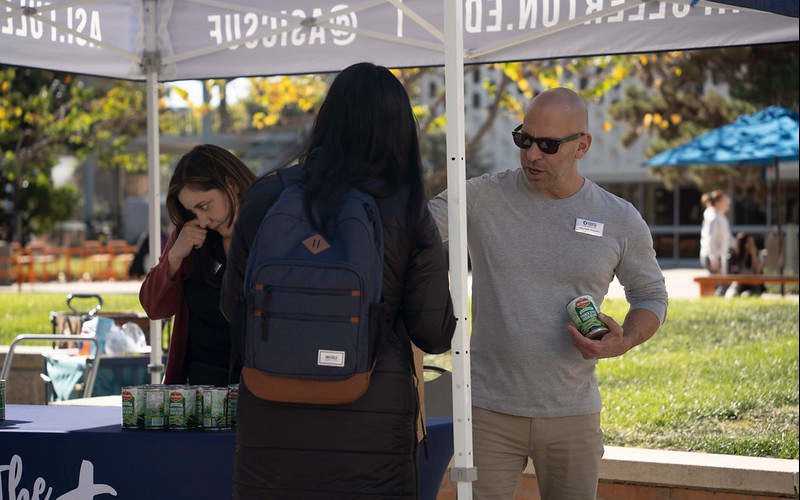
{"left": 0, "top": 379, "right": 5, "bottom": 421}
{"left": 121, "top": 385, "right": 145, "bottom": 430}
{"left": 566, "top": 295, "right": 609, "bottom": 340}
{"left": 228, "top": 384, "right": 239, "bottom": 427}
{"left": 143, "top": 385, "right": 168, "bottom": 430}
{"left": 168, "top": 386, "right": 195, "bottom": 430}
{"left": 203, "top": 387, "right": 230, "bottom": 431}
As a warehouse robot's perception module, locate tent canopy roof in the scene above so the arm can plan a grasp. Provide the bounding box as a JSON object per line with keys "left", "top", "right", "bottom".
{"left": 645, "top": 106, "right": 800, "bottom": 167}
{"left": 1, "top": 0, "right": 797, "bottom": 82}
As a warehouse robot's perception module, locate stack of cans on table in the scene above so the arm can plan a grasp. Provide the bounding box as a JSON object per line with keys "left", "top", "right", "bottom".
{"left": 121, "top": 383, "right": 238, "bottom": 431}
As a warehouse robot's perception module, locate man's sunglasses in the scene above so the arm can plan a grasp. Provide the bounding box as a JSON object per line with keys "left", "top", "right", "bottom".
{"left": 512, "top": 125, "right": 585, "bottom": 154}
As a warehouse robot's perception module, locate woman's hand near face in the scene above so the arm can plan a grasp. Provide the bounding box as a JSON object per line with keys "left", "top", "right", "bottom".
{"left": 166, "top": 220, "right": 207, "bottom": 279}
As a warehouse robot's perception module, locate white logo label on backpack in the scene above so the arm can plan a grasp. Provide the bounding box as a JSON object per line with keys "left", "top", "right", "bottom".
{"left": 318, "top": 350, "right": 346, "bottom": 367}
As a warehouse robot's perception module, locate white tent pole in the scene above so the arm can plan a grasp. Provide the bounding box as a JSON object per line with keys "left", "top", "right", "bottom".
{"left": 444, "top": 0, "right": 475, "bottom": 498}
{"left": 144, "top": 0, "right": 164, "bottom": 384}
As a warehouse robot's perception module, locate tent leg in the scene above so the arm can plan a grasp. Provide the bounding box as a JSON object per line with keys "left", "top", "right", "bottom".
{"left": 444, "top": 0, "right": 476, "bottom": 498}
{"left": 144, "top": 0, "right": 164, "bottom": 383}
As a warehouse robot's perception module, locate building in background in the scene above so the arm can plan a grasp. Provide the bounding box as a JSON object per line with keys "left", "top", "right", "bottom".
{"left": 418, "top": 65, "right": 799, "bottom": 271}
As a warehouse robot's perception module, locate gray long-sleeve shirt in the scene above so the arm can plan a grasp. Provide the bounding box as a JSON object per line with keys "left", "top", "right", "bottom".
{"left": 428, "top": 168, "right": 668, "bottom": 418}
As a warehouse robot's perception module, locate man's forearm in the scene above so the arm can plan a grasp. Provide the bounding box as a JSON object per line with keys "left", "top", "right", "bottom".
{"left": 621, "top": 308, "right": 661, "bottom": 353}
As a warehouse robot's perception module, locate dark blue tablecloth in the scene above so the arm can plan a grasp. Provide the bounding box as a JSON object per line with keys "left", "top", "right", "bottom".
{"left": 0, "top": 405, "right": 452, "bottom": 499}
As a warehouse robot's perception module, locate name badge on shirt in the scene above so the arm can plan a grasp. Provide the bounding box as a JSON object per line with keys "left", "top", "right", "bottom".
{"left": 575, "top": 218, "right": 604, "bottom": 237}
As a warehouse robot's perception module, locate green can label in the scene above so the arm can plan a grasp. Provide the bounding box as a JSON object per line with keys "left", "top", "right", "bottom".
{"left": 168, "top": 386, "right": 195, "bottom": 430}
{"left": 566, "top": 295, "right": 609, "bottom": 340}
{"left": 195, "top": 385, "right": 213, "bottom": 429}
{"left": 144, "top": 385, "right": 167, "bottom": 429}
{"left": 228, "top": 384, "right": 239, "bottom": 427}
{"left": 203, "top": 387, "right": 230, "bottom": 431}
{"left": 121, "top": 385, "right": 145, "bottom": 429}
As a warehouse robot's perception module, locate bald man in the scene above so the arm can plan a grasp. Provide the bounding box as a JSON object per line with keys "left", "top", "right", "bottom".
{"left": 428, "top": 88, "right": 668, "bottom": 500}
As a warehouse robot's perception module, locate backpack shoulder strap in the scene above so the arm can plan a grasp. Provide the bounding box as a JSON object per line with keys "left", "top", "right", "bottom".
{"left": 229, "top": 165, "right": 303, "bottom": 386}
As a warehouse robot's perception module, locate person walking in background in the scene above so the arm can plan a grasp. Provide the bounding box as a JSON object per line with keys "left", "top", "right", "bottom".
{"left": 128, "top": 213, "right": 172, "bottom": 280}
{"left": 428, "top": 87, "right": 669, "bottom": 500}
{"left": 220, "top": 62, "right": 456, "bottom": 499}
{"left": 729, "top": 232, "right": 766, "bottom": 296}
{"left": 699, "top": 190, "right": 735, "bottom": 296}
{"left": 140, "top": 144, "right": 256, "bottom": 386}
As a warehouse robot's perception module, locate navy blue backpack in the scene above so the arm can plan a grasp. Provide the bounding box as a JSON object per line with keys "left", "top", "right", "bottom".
{"left": 241, "top": 170, "right": 386, "bottom": 404}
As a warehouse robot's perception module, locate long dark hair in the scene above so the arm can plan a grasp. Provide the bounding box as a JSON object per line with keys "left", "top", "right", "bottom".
{"left": 166, "top": 144, "right": 256, "bottom": 285}
{"left": 277, "top": 62, "right": 428, "bottom": 242}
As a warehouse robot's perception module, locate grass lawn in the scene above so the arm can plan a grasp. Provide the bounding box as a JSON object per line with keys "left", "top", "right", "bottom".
{"left": 2, "top": 293, "right": 797, "bottom": 459}
{"left": 597, "top": 297, "right": 798, "bottom": 459}
{"left": 422, "top": 297, "right": 798, "bottom": 460}
{"left": 0, "top": 293, "right": 145, "bottom": 343}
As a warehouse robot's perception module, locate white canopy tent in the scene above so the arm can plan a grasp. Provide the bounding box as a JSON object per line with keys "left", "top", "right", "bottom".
{"left": 2, "top": 1, "right": 797, "bottom": 496}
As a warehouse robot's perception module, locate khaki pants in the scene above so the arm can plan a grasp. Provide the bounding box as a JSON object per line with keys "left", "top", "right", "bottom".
{"left": 472, "top": 406, "right": 604, "bottom": 500}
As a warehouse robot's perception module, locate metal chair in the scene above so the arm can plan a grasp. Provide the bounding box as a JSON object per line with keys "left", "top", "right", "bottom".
{"left": 1, "top": 334, "right": 101, "bottom": 402}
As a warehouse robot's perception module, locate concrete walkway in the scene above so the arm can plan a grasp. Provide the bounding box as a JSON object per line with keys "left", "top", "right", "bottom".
{"left": 1, "top": 267, "right": 796, "bottom": 300}
{"left": 1, "top": 278, "right": 144, "bottom": 295}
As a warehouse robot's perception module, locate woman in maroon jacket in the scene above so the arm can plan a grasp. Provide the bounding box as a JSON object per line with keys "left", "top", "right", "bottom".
{"left": 140, "top": 144, "right": 255, "bottom": 386}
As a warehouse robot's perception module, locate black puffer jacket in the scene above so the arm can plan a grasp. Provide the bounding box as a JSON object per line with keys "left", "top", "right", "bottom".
{"left": 221, "top": 164, "right": 456, "bottom": 500}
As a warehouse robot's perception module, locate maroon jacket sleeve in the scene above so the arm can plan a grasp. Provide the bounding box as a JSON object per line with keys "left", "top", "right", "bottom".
{"left": 139, "top": 229, "right": 188, "bottom": 319}
{"left": 138, "top": 228, "right": 194, "bottom": 384}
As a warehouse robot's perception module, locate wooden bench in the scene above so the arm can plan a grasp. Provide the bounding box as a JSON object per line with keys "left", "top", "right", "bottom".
{"left": 15, "top": 243, "right": 59, "bottom": 283}
{"left": 694, "top": 274, "right": 799, "bottom": 297}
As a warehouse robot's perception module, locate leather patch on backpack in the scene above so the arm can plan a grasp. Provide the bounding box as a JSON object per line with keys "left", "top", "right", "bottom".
{"left": 243, "top": 365, "right": 373, "bottom": 405}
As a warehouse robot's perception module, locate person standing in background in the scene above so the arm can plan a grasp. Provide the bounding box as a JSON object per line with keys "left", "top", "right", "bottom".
{"left": 699, "top": 190, "right": 735, "bottom": 295}
{"left": 140, "top": 144, "right": 256, "bottom": 386}
{"left": 128, "top": 213, "right": 172, "bottom": 280}
{"left": 729, "top": 232, "right": 766, "bottom": 296}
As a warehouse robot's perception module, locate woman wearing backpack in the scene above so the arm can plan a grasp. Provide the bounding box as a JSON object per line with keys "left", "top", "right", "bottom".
{"left": 221, "top": 62, "right": 457, "bottom": 499}
{"left": 140, "top": 144, "right": 256, "bottom": 386}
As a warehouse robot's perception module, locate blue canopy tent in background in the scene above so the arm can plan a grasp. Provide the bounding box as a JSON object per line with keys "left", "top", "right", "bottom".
{"left": 644, "top": 106, "right": 799, "bottom": 166}
{"left": 645, "top": 106, "right": 800, "bottom": 277}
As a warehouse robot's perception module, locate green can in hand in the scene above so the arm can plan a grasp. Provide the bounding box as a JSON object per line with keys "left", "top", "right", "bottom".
{"left": 566, "top": 295, "right": 609, "bottom": 340}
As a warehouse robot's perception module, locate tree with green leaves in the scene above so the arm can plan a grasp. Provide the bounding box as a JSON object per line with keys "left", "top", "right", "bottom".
{"left": 606, "top": 43, "right": 799, "bottom": 192}
{"left": 1, "top": 66, "right": 150, "bottom": 244}
{"left": 1, "top": 66, "right": 86, "bottom": 244}
{"left": 462, "top": 45, "right": 797, "bottom": 198}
